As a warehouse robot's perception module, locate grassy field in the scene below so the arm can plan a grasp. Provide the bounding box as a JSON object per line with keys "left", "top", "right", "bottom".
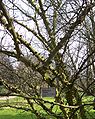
{"left": 0, "top": 97, "right": 34, "bottom": 119}
{"left": 0, "top": 96, "right": 95, "bottom": 119}
{"left": 0, "top": 97, "right": 58, "bottom": 119}
{"left": 0, "top": 109, "right": 34, "bottom": 119}
{"left": 0, "top": 108, "right": 57, "bottom": 119}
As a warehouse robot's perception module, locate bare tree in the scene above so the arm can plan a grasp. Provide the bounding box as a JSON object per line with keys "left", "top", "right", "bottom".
{"left": 0, "top": 0, "right": 95, "bottom": 119}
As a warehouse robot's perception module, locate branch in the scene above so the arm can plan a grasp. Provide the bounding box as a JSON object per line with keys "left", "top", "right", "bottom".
{"left": 14, "top": 19, "right": 50, "bottom": 51}
{"left": 0, "top": 1, "right": 21, "bottom": 58}
{"left": 71, "top": 47, "right": 95, "bottom": 84}
{"left": 0, "top": 103, "right": 31, "bottom": 112}
{"left": 44, "top": 3, "right": 94, "bottom": 66}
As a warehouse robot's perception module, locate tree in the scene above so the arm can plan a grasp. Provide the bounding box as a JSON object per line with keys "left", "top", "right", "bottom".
{"left": 15, "top": 55, "right": 44, "bottom": 96}
{"left": 0, "top": 52, "right": 14, "bottom": 93}
{"left": 0, "top": 0, "right": 95, "bottom": 119}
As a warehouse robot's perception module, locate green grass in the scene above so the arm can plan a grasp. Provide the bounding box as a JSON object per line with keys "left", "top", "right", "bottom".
{"left": 0, "top": 97, "right": 58, "bottom": 119}
{"left": 0, "top": 108, "right": 57, "bottom": 119}
{"left": 0, "top": 96, "right": 95, "bottom": 119}
{"left": 0, "top": 108, "right": 36, "bottom": 119}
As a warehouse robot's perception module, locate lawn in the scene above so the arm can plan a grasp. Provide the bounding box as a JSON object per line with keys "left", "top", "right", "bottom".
{"left": 0, "top": 97, "right": 57, "bottom": 119}
{"left": 0, "top": 108, "right": 57, "bottom": 119}
{"left": 0, "top": 96, "right": 95, "bottom": 119}
{"left": 0, "top": 97, "right": 35, "bottom": 119}
{"left": 0, "top": 109, "right": 35, "bottom": 119}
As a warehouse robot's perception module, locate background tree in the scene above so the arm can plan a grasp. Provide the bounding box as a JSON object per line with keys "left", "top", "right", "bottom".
{"left": 0, "top": 0, "right": 95, "bottom": 119}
